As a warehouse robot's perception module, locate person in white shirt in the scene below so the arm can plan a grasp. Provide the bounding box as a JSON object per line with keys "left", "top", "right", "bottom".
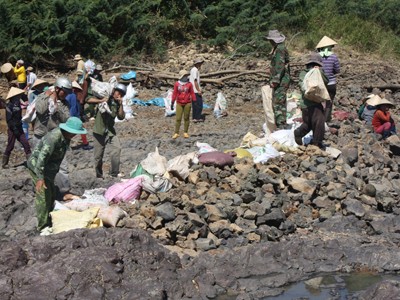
{"left": 25, "top": 66, "right": 37, "bottom": 91}
{"left": 189, "top": 58, "right": 205, "bottom": 122}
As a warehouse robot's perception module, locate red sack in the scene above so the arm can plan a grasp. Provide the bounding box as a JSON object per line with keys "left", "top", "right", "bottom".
{"left": 332, "top": 110, "right": 350, "bottom": 121}
{"left": 198, "top": 151, "right": 234, "bottom": 168}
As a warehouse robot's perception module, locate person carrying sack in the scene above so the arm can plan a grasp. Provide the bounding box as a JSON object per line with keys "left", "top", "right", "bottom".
{"left": 294, "top": 53, "right": 329, "bottom": 149}
{"left": 171, "top": 70, "right": 196, "bottom": 139}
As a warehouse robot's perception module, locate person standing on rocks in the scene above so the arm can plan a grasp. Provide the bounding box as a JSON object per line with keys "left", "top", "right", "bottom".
{"left": 294, "top": 53, "right": 328, "bottom": 149}
{"left": 14, "top": 60, "right": 27, "bottom": 89}
{"left": 88, "top": 83, "right": 126, "bottom": 178}
{"left": 316, "top": 36, "right": 340, "bottom": 122}
{"left": 266, "top": 30, "right": 291, "bottom": 129}
{"left": 25, "top": 66, "right": 37, "bottom": 92}
{"left": 171, "top": 70, "right": 196, "bottom": 139}
{"left": 74, "top": 54, "right": 85, "bottom": 82}
{"left": 372, "top": 98, "right": 396, "bottom": 139}
{"left": 1, "top": 87, "right": 31, "bottom": 168}
{"left": 27, "top": 117, "right": 87, "bottom": 230}
{"left": 33, "top": 77, "right": 72, "bottom": 198}
{"left": 190, "top": 58, "right": 204, "bottom": 122}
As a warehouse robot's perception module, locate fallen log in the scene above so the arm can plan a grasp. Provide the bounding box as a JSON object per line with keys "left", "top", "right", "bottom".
{"left": 105, "top": 64, "right": 155, "bottom": 72}
{"left": 363, "top": 84, "right": 400, "bottom": 91}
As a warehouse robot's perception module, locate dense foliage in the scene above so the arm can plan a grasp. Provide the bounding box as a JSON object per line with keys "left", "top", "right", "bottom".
{"left": 0, "top": 0, "right": 399, "bottom": 65}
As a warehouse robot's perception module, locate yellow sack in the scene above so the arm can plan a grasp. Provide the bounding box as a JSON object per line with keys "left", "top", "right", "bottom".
{"left": 50, "top": 207, "right": 102, "bottom": 234}
{"left": 224, "top": 148, "right": 252, "bottom": 158}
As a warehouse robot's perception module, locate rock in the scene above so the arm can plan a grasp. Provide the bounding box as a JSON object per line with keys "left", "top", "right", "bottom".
{"left": 318, "top": 208, "right": 333, "bottom": 221}
{"left": 205, "top": 204, "right": 227, "bottom": 222}
{"left": 154, "top": 202, "right": 176, "bottom": 222}
{"left": 363, "top": 184, "right": 376, "bottom": 197}
{"left": 243, "top": 209, "right": 257, "bottom": 220}
{"left": 342, "top": 199, "right": 366, "bottom": 217}
{"left": 387, "top": 135, "right": 400, "bottom": 156}
{"left": 313, "top": 197, "right": 334, "bottom": 209}
{"left": 359, "top": 195, "right": 377, "bottom": 206}
{"left": 196, "top": 238, "right": 217, "bottom": 251}
{"left": 125, "top": 216, "right": 147, "bottom": 230}
{"left": 209, "top": 220, "right": 231, "bottom": 236}
{"left": 359, "top": 280, "right": 400, "bottom": 300}
{"left": 341, "top": 147, "right": 358, "bottom": 166}
{"left": 304, "top": 276, "right": 323, "bottom": 289}
{"left": 377, "top": 196, "right": 396, "bottom": 213}
{"left": 187, "top": 212, "right": 206, "bottom": 227}
{"left": 287, "top": 177, "right": 316, "bottom": 195}
{"left": 188, "top": 171, "right": 200, "bottom": 184}
{"left": 246, "top": 232, "right": 261, "bottom": 242}
{"left": 256, "top": 208, "right": 286, "bottom": 227}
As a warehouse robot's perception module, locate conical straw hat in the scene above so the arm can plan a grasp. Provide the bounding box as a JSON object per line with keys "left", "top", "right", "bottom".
{"left": 316, "top": 36, "right": 337, "bottom": 49}
{"left": 377, "top": 98, "right": 394, "bottom": 107}
{"left": 72, "top": 81, "right": 82, "bottom": 90}
{"left": 366, "top": 95, "right": 381, "bottom": 106}
{"left": 1, "top": 63, "right": 13, "bottom": 73}
{"left": 32, "top": 79, "right": 49, "bottom": 89}
{"left": 6, "top": 87, "right": 25, "bottom": 100}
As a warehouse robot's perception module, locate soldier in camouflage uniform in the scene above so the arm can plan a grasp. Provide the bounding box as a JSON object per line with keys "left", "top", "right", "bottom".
{"left": 28, "top": 117, "right": 87, "bottom": 230}
{"left": 266, "top": 30, "right": 291, "bottom": 128}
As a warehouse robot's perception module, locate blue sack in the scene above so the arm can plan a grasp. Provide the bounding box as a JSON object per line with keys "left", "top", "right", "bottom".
{"left": 121, "top": 71, "right": 137, "bottom": 81}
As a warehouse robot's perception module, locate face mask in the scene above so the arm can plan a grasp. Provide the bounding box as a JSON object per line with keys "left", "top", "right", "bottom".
{"left": 319, "top": 47, "right": 333, "bottom": 57}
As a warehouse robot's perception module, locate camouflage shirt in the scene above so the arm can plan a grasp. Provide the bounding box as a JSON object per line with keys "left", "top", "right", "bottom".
{"left": 28, "top": 127, "right": 70, "bottom": 180}
{"left": 33, "top": 93, "right": 70, "bottom": 138}
{"left": 269, "top": 43, "right": 290, "bottom": 84}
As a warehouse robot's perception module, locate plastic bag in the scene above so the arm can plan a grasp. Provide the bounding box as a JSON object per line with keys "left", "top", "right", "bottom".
{"left": 302, "top": 68, "right": 330, "bottom": 103}
{"left": 247, "top": 144, "right": 280, "bottom": 164}
{"left": 196, "top": 142, "right": 218, "bottom": 154}
{"left": 163, "top": 90, "right": 176, "bottom": 117}
{"left": 261, "top": 85, "right": 276, "bottom": 135}
{"left": 120, "top": 71, "right": 137, "bottom": 81}
{"left": 224, "top": 148, "right": 252, "bottom": 159}
{"left": 269, "top": 129, "right": 298, "bottom": 147}
{"left": 214, "top": 92, "right": 228, "bottom": 118}
{"left": 85, "top": 59, "right": 96, "bottom": 75}
{"left": 140, "top": 147, "right": 168, "bottom": 176}
{"left": 116, "top": 83, "right": 136, "bottom": 122}
{"left": 130, "top": 163, "right": 153, "bottom": 179}
{"left": 91, "top": 76, "right": 117, "bottom": 99}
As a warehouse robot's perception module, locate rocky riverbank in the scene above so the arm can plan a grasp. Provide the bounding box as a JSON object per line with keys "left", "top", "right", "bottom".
{"left": 1, "top": 47, "right": 400, "bottom": 299}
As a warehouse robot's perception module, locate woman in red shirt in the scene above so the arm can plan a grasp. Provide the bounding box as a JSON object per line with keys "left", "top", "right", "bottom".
{"left": 171, "top": 70, "right": 196, "bottom": 139}
{"left": 371, "top": 98, "right": 396, "bottom": 139}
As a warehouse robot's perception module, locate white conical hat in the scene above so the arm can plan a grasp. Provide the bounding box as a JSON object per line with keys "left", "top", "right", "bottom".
{"left": 377, "top": 98, "right": 394, "bottom": 107}
{"left": 1, "top": 63, "right": 13, "bottom": 73}
{"left": 72, "top": 81, "right": 82, "bottom": 90}
{"left": 316, "top": 36, "right": 338, "bottom": 49}
{"left": 366, "top": 95, "right": 381, "bottom": 106}
{"left": 6, "top": 87, "right": 25, "bottom": 100}
{"left": 32, "top": 79, "right": 49, "bottom": 89}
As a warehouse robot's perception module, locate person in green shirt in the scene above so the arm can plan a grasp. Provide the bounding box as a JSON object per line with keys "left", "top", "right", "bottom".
{"left": 88, "top": 83, "right": 126, "bottom": 178}
{"left": 294, "top": 53, "right": 329, "bottom": 149}
{"left": 266, "top": 30, "right": 291, "bottom": 129}
{"left": 28, "top": 117, "right": 87, "bottom": 230}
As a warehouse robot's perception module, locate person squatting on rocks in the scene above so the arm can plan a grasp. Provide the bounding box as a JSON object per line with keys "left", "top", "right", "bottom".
{"left": 66, "top": 81, "right": 93, "bottom": 150}
{"left": 33, "top": 77, "right": 72, "bottom": 197}
{"left": 172, "top": 70, "right": 196, "bottom": 139}
{"left": 316, "top": 36, "right": 340, "bottom": 122}
{"left": 28, "top": 117, "right": 87, "bottom": 230}
{"left": 190, "top": 58, "right": 204, "bottom": 122}
{"left": 294, "top": 53, "right": 328, "bottom": 149}
{"left": 88, "top": 83, "right": 126, "bottom": 178}
{"left": 266, "top": 29, "right": 291, "bottom": 129}
{"left": 14, "top": 59, "right": 27, "bottom": 89}
{"left": 358, "top": 94, "right": 381, "bottom": 126}
{"left": 1, "top": 87, "right": 31, "bottom": 168}
{"left": 371, "top": 98, "right": 397, "bottom": 139}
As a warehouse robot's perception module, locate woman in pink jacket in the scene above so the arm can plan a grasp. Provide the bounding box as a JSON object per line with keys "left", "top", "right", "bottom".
{"left": 171, "top": 70, "right": 196, "bottom": 139}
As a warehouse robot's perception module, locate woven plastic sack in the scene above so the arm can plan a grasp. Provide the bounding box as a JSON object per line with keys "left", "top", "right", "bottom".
{"left": 98, "top": 206, "right": 127, "bottom": 227}
{"left": 140, "top": 147, "right": 168, "bottom": 176}
{"left": 214, "top": 92, "right": 228, "bottom": 118}
{"left": 91, "top": 76, "right": 117, "bottom": 99}
{"left": 163, "top": 90, "right": 176, "bottom": 117}
{"left": 261, "top": 85, "right": 276, "bottom": 135}
{"left": 105, "top": 177, "right": 144, "bottom": 203}
{"left": 50, "top": 207, "right": 101, "bottom": 234}
{"left": 85, "top": 59, "right": 96, "bottom": 75}
{"left": 302, "top": 68, "right": 330, "bottom": 103}
{"left": 198, "top": 151, "right": 235, "bottom": 168}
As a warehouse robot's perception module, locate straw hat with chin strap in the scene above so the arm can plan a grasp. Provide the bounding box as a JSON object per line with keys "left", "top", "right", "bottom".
{"left": 316, "top": 36, "right": 338, "bottom": 49}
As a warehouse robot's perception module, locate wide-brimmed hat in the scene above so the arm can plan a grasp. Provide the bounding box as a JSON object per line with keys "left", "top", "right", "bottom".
{"left": 1, "top": 63, "right": 13, "bottom": 73}
{"left": 59, "top": 117, "right": 87, "bottom": 135}
{"left": 27, "top": 66, "right": 33, "bottom": 72}
{"left": 316, "top": 36, "right": 337, "bottom": 49}
{"left": 178, "top": 69, "right": 189, "bottom": 80}
{"left": 376, "top": 98, "right": 394, "bottom": 107}
{"left": 366, "top": 95, "right": 381, "bottom": 106}
{"left": 74, "top": 54, "right": 83, "bottom": 61}
{"left": 32, "top": 79, "right": 49, "bottom": 89}
{"left": 266, "top": 30, "right": 286, "bottom": 43}
{"left": 193, "top": 58, "right": 205, "bottom": 65}
{"left": 6, "top": 87, "right": 25, "bottom": 100}
{"left": 95, "top": 64, "right": 103, "bottom": 71}
{"left": 305, "top": 52, "right": 323, "bottom": 67}
{"left": 72, "top": 81, "right": 82, "bottom": 90}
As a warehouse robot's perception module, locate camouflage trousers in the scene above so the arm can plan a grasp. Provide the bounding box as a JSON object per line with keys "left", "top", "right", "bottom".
{"left": 29, "top": 170, "right": 56, "bottom": 230}
{"left": 272, "top": 74, "right": 290, "bottom": 128}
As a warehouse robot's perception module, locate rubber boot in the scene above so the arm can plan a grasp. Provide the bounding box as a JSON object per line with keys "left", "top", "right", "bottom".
{"left": 2, "top": 155, "right": 9, "bottom": 169}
